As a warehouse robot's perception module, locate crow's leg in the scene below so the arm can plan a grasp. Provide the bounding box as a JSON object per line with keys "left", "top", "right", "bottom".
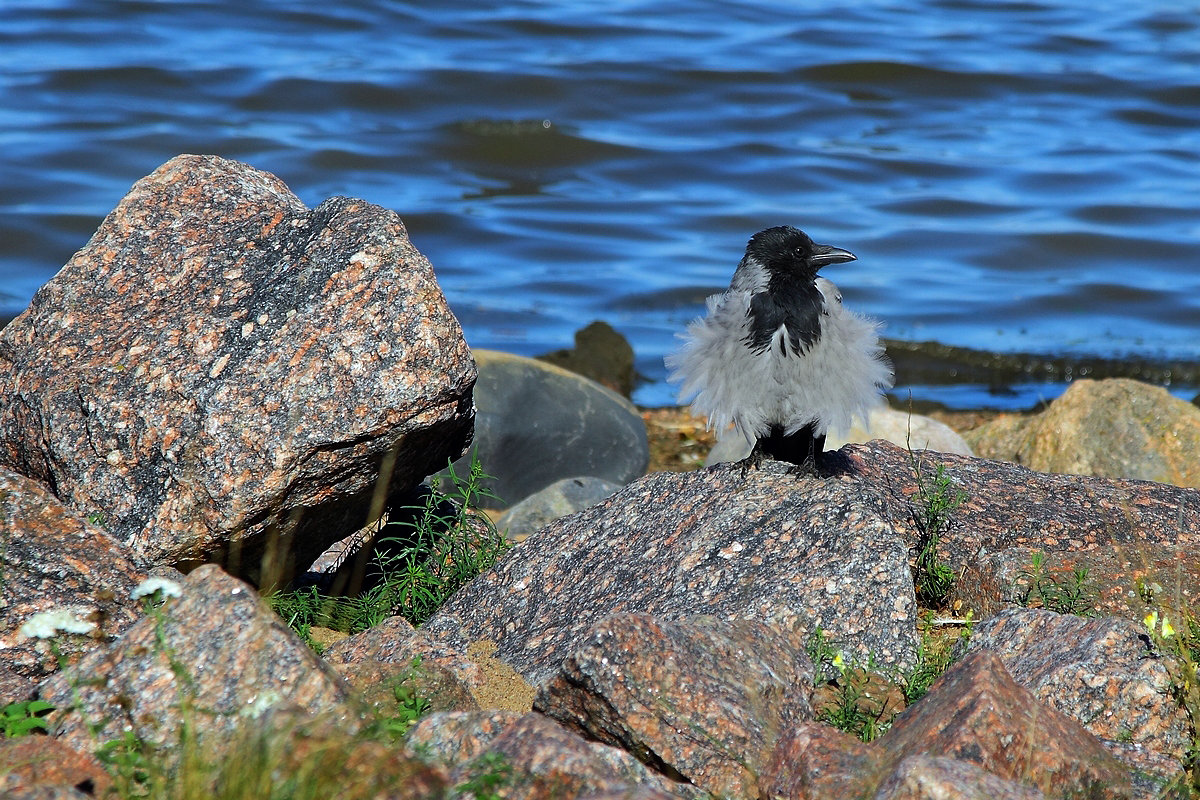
{"left": 737, "top": 438, "right": 767, "bottom": 475}
{"left": 757, "top": 424, "right": 825, "bottom": 475}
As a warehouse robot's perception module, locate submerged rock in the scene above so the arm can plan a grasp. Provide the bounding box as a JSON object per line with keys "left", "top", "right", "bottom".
{"left": 536, "top": 319, "right": 637, "bottom": 398}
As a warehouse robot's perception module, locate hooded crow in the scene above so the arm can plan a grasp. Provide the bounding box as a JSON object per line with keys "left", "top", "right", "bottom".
{"left": 665, "top": 225, "right": 893, "bottom": 470}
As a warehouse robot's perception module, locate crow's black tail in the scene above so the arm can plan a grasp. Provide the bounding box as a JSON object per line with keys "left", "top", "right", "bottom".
{"left": 757, "top": 423, "right": 825, "bottom": 468}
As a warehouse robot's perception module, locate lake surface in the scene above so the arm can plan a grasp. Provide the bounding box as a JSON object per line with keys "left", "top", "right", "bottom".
{"left": 2, "top": 1, "right": 1198, "bottom": 409}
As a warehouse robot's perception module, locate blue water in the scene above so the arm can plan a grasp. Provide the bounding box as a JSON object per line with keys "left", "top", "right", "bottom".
{"left": 2, "top": 1, "right": 1198, "bottom": 409}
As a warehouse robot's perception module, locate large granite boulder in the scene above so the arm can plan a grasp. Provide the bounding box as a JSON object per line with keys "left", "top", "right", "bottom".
{"left": 422, "top": 459, "right": 921, "bottom": 685}
{"left": 0, "top": 155, "right": 475, "bottom": 583}
{"left": 965, "top": 378, "right": 1200, "bottom": 487}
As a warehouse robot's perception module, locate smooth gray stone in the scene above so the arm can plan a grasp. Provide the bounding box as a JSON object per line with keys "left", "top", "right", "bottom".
{"left": 438, "top": 350, "right": 648, "bottom": 509}
{"left": 497, "top": 476, "right": 623, "bottom": 538}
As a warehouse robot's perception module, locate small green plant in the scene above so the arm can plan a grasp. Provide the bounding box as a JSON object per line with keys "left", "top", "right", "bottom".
{"left": 809, "top": 613, "right": 975, "bottom": 743}
{"left": 813, "top": 669, "right": 897, "bottom": 743}
{"left": 362, "top": 657, "right": 433, "bottom": 741}
{"left": 804, "top": 626, "right": 844, "bottom": 676}
{"left": 1140, "top": 594, "right": 1200, "bottom": 795}
{"left": 264, "top": 584, "right": 383, "bottom": 649}
{"left": 95, "top": 729, "right": 157, "bottom": 791}
{"left": 902, "top": 410, "right": 966, "bottom": 611}
{"left": 268, "top": 454, "right": 509, "bottom": 641}
{"left": 907, "top": 450, "right": 965, "bottom": 609}
{"left": 807, "top": 629, "right": 900, "bottom": 742}
{"left": 371, "top": 455, "right": 509, "bottom": 626}
{"left": 1018, "top": 551, "right": 1098, "bottom": 617}
{"left": 0, "top": 699, "right": 55, "bottom": 737}
{"left": 902, "top": 610, "right": 974, "bottom": 705}
{"left": 453, "top": 751, "right": 513, "bottom": 800}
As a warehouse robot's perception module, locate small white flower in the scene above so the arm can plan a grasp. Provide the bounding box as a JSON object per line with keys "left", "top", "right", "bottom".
{"left": 131, "top": 576, "right": 183, "bottom": 600}
{"left": 20, "top": 609, "right": 97, "bottom": 640}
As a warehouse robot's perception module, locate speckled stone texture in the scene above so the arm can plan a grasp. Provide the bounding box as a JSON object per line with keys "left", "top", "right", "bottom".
{"left": 760, "top": 721, "right": 883, "bottom": 799}
{"left": 0, "top": 154, "right": 475, "bottom": 582}
{"left": 535, "top": 613, "right": 814, "bottom": 799}
{"left": 323, "top": 614, "right": 487, "bottom": 696}
{"left": 965, "top": 608, "right": 1190, "bottom": 761}
{"left": 404, "top": 710, "right": 707, "bottom": 800}
{"left": 872, "top": 755, "right": 1047, "bottom": 800}
{"left": 1, "top": 788, "right": 94, "bottom": 800}
{"left": 953, "top": 544, "right": 1200, "bottom": 622}
{"left": 878, "top": 650, "right": 1133, "bottom": 799}
{"left": 0, "top": 466, "right": 146, "bottom": 679}
{"left": 422, "top": 459, "right": 919, "bottom": 686}
{"left": 0, "top": 737, "right": 111, "bottom": 798}
{"left": 838, "top": 440, "right": 1200, "bottom": 594}
{"left": 0, "top": 664, "right": 34, "bottom": 706}
{"left": 39, "top": 564, "right": 354, "bottom": 766}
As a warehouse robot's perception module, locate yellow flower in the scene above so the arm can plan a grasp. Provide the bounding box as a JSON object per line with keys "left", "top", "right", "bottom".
{"left": 831, "top": 652, "right": 847, "bottom": 673}
{"left": 1161, "top": 615, "right": 1176, "bottom": 638}
{"left": 1144, "top": 611, "right": 1158, "bottom": 632}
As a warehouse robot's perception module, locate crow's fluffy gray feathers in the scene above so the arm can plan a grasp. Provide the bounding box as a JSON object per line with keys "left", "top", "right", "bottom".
{"left": 666, "top": 227, "right": 893, "bottom": 458}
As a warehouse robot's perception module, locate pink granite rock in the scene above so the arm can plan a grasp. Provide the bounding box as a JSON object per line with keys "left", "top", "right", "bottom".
{"left": 535, "top": 613, "right": 814, "bottom": 799}
{"left": 878, "top": 650, "right": 1133, "bottom": 799}
{"left": 38, "top": 564, "right": 355, "bottom": 768}
{"left": 0, "top": 155, "right": 475, "bottom": 583}
{"left": 0, "top": 466, "right": 146, "bottom": 680}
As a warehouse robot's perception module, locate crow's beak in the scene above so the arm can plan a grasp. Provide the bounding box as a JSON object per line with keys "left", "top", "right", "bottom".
{"left": 810, "top": 244, "right": 857, "bottom": 267}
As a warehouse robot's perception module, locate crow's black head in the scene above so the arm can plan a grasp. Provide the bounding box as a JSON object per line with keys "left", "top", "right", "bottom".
{"left": 745, "top": 226, "right": 856, "bottom": 279}
{"left": 742, "top": 226, "right": 857, "bottom": 357}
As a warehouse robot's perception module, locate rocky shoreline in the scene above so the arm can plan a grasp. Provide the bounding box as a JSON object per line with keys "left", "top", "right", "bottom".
{"left": 2, "top": 155, "right": 1199, "bottom": 799}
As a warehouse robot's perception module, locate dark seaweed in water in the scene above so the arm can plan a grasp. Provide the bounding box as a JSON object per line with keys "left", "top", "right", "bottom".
{"left": 886, "top": 339, "right": 1200, "bottom": 409}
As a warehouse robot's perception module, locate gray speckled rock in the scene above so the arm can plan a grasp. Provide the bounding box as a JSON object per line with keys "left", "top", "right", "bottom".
{"left": 446, "top": 350, "right": 648, "bottom": 509}
{"left": 497, "top": 476, "right": 622, "bottom": 538}
{"left": 535, "top": 614, "right": 815, "bottom": 799}
{"left": 405, "top": 710, "right": 705, "bottom": 800}
{"left": 878, "top": 650, "right": 1131, "bottom": 799}
{"left": 0, "top": 155, "right": 475, "bottom": 582}
{"left": 840, "top": 440, "right": 1200, "bottom": 575}
{"left": 872, "top": 755, "right": 1047, "bottom": 800}
{"left": 422, "top": 460, "right": 920, "bottom": 686}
